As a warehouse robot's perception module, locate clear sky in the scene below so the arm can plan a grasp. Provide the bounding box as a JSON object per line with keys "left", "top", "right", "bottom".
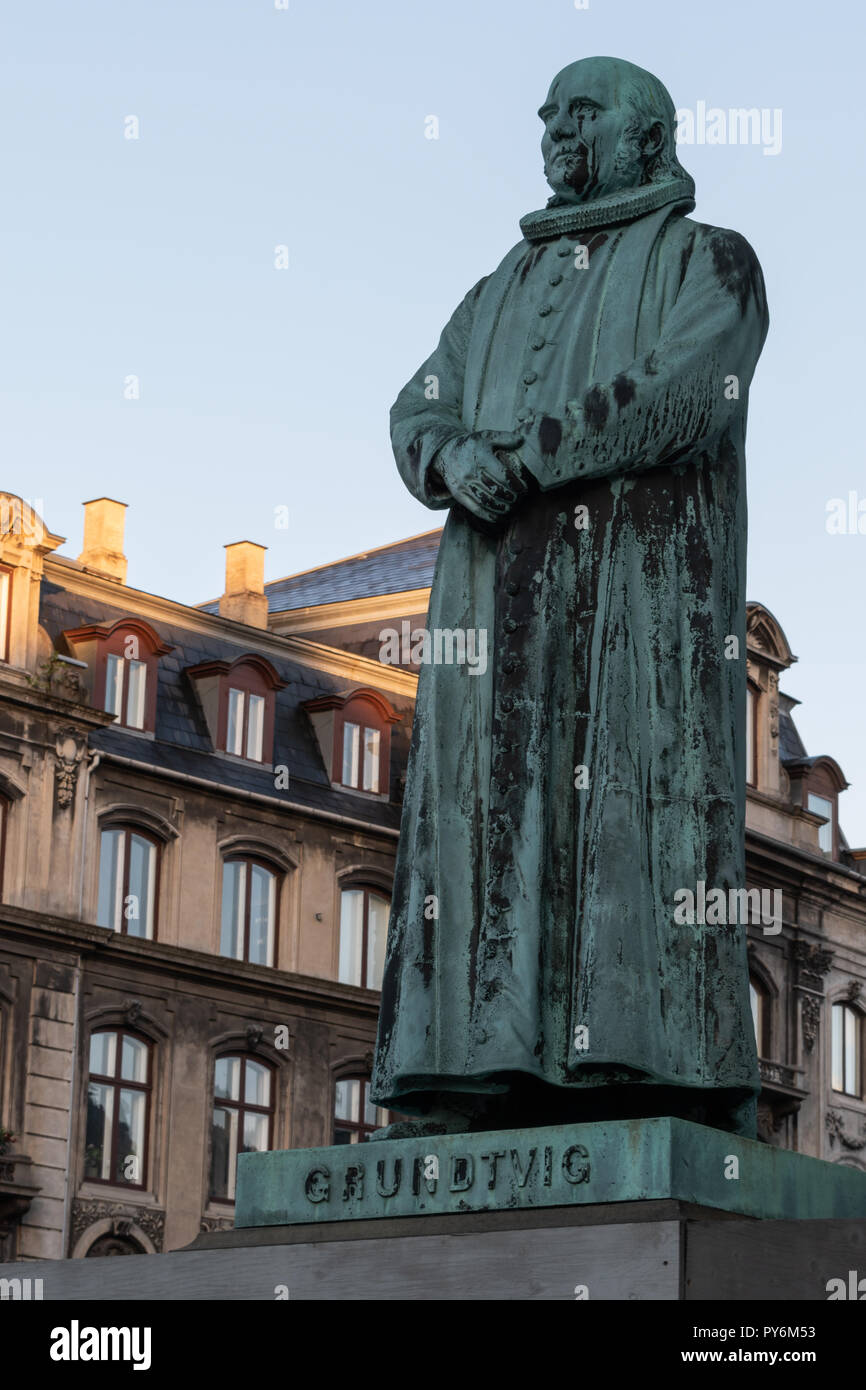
{"left": 2, "top": 0, "right": 864, "bottom": 841}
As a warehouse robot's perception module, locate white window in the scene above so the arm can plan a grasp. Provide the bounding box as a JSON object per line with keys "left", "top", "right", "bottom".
{"left": 808, "top": 793, "right": 834, "bottom": 854}
{"left": 104, "top": 654, "right": 147, "bottom": 730}
{"left": 338, "top": 887, "right": 390, "bottom": 989}
{"left": 227, "top": 688, "right": 244, "bottom": 755}
{"left": 97, "top": 827, "right": 158, "bottom": 939}
{"left": 220, "top": 858, "right": 277, "bottom": 966}
{"left": 246, "top": 694, "right": 264, "bottom": 761}
{"left": 746, "top": 686, "right": 756, "bottom": 785}
{"left": 342, "top": 722, "right": 381, "bottom": 792}
{"left": 832, "top": 1003, "right": 861, "bottom": 1097}
{"left": 226, "top": 688, "right": 265, "bottom": 761}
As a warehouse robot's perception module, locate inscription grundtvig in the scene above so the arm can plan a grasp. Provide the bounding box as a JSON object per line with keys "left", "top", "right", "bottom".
{"left": 303, "top": 1143, "right": 590, "bottom": 1207}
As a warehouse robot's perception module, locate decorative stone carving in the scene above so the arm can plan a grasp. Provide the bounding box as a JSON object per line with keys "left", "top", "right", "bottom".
{"left": 246, "top": 1024, "right": 263, "bottom": 1051}
{"left": 122, "top": 999, "right": 143, "bottom": 1026}
{"left": 53, "top": 729, "right": 86, "bottom": 807}
{"left": 801, "top": 995, "right": 822, "bottom": 1054}
{"left": 826, "top": 1109, "right": 866, "bottom": 1151}
{"left": 70, "top": 1198, "right": 165, "bottom": 1255}
{"left": 793, "top": 941, "right": 834, "bottom": 989}
{"left": 199, "top": 1215, "right": 234, "bottom": 1234}
{"left": 847, "top": 980, "right": 862, "bottom": 1001}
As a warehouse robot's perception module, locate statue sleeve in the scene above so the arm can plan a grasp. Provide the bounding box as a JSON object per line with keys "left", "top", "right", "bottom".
{"left": 524, "top": 226, "right": 769, "bottom": 491}
{"left": 389, "top": 277, "right": 489, "bottom": 508}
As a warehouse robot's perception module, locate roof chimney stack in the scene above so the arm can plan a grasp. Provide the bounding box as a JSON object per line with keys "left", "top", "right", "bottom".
{"left": 219, "top": 541, "right": 269, "bottom": 629}
{"left": 77, "top": 498, "right": 128, "bottom": 583}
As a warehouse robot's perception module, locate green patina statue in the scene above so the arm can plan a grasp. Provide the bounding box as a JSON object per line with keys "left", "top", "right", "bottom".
{"left": 370, "top": 56, "right": 769, "bottom": 1139}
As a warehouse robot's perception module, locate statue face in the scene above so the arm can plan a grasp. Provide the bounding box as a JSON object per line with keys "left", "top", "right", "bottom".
{"left": 539, "top": 62, "right": 650, "bottom": 204}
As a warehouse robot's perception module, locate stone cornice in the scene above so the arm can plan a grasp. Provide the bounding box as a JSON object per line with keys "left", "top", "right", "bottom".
{"left": 0, "top": 903, "right": 381, "bottom": 1018}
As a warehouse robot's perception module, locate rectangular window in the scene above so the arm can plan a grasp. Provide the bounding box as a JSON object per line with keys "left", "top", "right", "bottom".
{"left": 362, "top": 727, "right": 381, "bottom": 792}
{"left": 126, "top": 659, "right": 147, "bottom": 729}
{"left": 808, "top": 793, "right": 833, "bottom": 854}
{"left": 105, "top": 654, "right": 123, "bottom": 717}
{"left": 96, "top": 828, "right": 125, "bottom": 930}
{"left": 248, "top": 862, "right": 275, "bottom": 966}
{"left": 226, "top": 688, "right": 245, "bottom": 756}
{"left": 246, "top": 694, "right": 265, "bottom": 761}
{"left": 220, "top": 860, "right": 246, "bottom": 959}
{"left": 342, "top": 721, "right": 360, "bottom": 787}
{"left": 338, "top": 889, "right": 364, "bottom": 986}
{"left": 833, "top": 1003, "right": 861, "bottom": 1096}
{"left": 746, "top": 687, "right": 756, "bottom": 785}
{"left": 0, "top": 569, "right": 10, "bottom": 661}
{"left": 366, "top": 891, "right": 389, "bottom": 990}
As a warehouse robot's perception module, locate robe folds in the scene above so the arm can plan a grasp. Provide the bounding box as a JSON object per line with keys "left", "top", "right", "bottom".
{"left": 371, "top": 195, "right": 769, "bottom": 1131}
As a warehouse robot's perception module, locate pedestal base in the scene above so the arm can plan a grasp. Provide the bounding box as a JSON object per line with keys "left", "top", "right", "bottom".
{"left": 235, "top": 1116, "right": 866, "bottom": 1228}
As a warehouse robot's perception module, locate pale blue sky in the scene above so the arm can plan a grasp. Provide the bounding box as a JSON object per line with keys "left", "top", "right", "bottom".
{"left": 2, "top": 0, "right": 864, "bottom": 839}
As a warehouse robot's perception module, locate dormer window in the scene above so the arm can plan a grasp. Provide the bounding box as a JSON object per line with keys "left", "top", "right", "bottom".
{"left": 63, "top": 619, "right": 173, "bottom": 734}
{"left": 105, "top": 651, "right": 147, "bottom": 728}
{"left": 304, "top": 688, "right": 401, "bottom": 799}
{"left": 342, "top": 721, "right": 380, "bottom": 792}
{"left": 187, "top": 655, "right": 285, "bottom": 764}
{"left": 808, "top": 793, "right": 834, "bottom": 855}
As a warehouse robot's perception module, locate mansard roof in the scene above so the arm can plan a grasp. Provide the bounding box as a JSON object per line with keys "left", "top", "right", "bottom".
{"left": 39, "top": 580, "right": 408, "bottom": 829}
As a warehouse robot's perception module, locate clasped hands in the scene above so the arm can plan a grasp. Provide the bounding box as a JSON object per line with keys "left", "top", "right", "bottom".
{"left": 432, "top": 429, "right": 541, "bottom": 527}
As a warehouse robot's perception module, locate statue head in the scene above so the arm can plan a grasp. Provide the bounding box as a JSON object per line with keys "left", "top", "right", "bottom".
{"left": 539, "top": 56, "right": 690, "bottom": 206}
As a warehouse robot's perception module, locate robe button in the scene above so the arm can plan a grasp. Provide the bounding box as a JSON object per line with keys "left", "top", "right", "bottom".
{"left": 549, "top": 273, "right": 563, "bottom": 285}
{"left": 557, "top": 242, "right": 573, "bottom": 256}
{"left": 516, "top": 409, "right": 531, "bottom": 422}
{"left": 500, "top": 696, "right": 514, "bottom": 712}
{"left": 502, "top": 657, "right": 517, "bottom": 673}
{"left": 530, "top": 338, "right": 546, "bottom": 350}
{"left": 538, "top": 303, "right": 553, "bottom": 316}
{"left": 503, "top": 617, "right": 517, "bottom": 633}
{"left": 506, "top": 580, "right": 520, "bottom": 594}
{"left": 523, "top": 371, "right": 538, "bottom": 385}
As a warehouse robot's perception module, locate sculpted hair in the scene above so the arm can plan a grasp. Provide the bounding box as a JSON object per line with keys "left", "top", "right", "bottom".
{"left": 620, "top": 66, "right": 693, "bottom": 187}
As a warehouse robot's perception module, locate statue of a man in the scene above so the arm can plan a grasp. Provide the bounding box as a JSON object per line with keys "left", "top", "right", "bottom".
{"left": 371, "top": 56, "right": 769, "bottom": 1138}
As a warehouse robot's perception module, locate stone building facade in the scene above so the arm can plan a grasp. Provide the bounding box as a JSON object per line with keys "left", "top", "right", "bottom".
{"left": 0, "top": 494, "right": 864, "bottom": 1262}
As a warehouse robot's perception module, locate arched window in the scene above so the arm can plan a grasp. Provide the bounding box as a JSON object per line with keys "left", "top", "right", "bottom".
{"left": 749, "top": 976, "right": 770, "bottom": 1057}
{"left": 338, "top": 886, "right": 390, "bottom": 990}
{"left": 334, "top": 1077, "right": 389, "bottom": 1144}
{"left": 186, "top": 655, "right": 285, "bottom": 764}
{"left": 304, "top": 688, "right": 400, "bottom": 798}
{"left": 832, "top": 1003, "right": 862, "bottom": 1097}
{"left": 97, "top": 826, "right": 160, "bottom": 939}
{"left": 220, "top": 856, "right": 278, "bottom": 967}
{"left": 64, "top": 619, "right": 173, "bottom": 733}
{"left": 210, "top": 1055, "right": 274, "bottom": 1202}
{"left": 84, "top": 1029, "right": 151, "bottom": 1188}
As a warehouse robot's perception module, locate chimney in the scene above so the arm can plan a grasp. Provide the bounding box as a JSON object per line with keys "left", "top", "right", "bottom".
{"left": 77, "top": 498, "right": 128, "bottom": 583}
{"left": 219, "top": 541, "right": 269, "bottom": 629}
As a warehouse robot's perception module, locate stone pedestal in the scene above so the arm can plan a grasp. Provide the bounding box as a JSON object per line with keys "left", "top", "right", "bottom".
{"left": 234, "top": 1116, "right": 866, "bottom": 1228}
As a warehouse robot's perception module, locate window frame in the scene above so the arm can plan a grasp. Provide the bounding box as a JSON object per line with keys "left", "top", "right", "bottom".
{"left": 64, "top": 619, "right": 173, "bottom": 734}
{"left": 746, "top": 679, "right": 760, "bottom": 788}
{"left": 96, "top": 824, "right": 161, "bottom": 940}
{"left": 333, "top": 1075, "right": 390, "bottom": 1144}
{"left": 209, "top": 1053, "right": 275, "bottom": 1204}
{"left": 338, "top": 883, "right": 391, "bottom": 991}
{"left": 84, "top": 1027, "right": 152, "bottom": 1191}
{"left": 219, "top": 854, "right": 280, "bottom": 967}
{"left": 749, "top": 975, "right": 771, "bottom": 1058}
{"left": 831, "top": 1002, "right": 862, "bottom": 1098}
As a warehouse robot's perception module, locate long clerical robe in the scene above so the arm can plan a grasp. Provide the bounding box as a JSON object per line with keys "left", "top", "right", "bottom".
{"left": 371, "top": 187, "right": 769, "bottom": 1132}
